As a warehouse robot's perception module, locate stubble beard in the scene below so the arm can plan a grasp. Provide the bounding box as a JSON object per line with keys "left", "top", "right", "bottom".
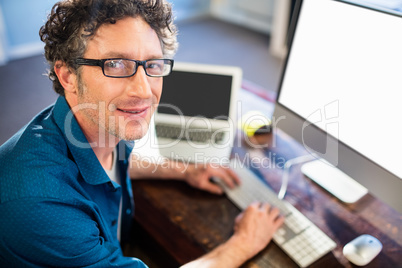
{"left": 76, "top": 75, "right": 152, "bottom": 143}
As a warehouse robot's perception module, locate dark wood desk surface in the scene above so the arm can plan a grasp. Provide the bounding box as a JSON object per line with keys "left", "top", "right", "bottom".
{"left": 131, "top": 128, "right": 402, "bottom": 267}
{"left": 131, "top": 81, "right": 401, "bottom": 267}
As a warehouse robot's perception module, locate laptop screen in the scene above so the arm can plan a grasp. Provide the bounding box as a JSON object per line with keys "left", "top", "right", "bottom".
{"left": 158, "top": 70, "right": 233, "bottom": 120}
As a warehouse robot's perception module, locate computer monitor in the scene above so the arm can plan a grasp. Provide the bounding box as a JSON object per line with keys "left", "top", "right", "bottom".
{"left": 273, "top": 0, "right": 402, "bottom": 213}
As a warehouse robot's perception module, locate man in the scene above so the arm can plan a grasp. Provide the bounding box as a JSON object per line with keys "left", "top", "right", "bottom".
{"left": 0, "top": 0, "right": 284, "bottom": 267}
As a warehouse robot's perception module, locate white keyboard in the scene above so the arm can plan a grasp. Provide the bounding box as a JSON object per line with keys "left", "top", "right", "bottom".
{"left": 217, "top": 163, "right": 337, "bottom": 267}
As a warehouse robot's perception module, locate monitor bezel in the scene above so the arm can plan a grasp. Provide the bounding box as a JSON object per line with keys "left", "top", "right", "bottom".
{"left": 273, "top": 0, "right": 402, "bottom": 213}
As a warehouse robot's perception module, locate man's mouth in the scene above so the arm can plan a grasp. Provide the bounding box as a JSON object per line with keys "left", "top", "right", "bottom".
{"left": 117, "top": 107, "right": 149, "bottom": 115}
{"left": 118, "top": 109, "right": 143, "bottom": 114}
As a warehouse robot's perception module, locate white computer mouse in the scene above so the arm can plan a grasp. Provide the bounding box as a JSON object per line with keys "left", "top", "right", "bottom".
{"left": 343, "top": 234, "right": 382, "bottom": 266}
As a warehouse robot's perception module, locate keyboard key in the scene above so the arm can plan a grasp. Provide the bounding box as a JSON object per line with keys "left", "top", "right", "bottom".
{"left": 155, "top": 124, "right": 225, "bottom": 143}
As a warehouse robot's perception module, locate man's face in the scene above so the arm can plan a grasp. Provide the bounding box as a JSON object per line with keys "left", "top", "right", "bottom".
{"left": 73, "top": 16, "right": 163, "bottom": 143}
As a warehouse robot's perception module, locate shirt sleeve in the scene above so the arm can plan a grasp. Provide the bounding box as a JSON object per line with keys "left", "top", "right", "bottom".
{"left": 0, "top": 197, "right": 148, "bottom": 268}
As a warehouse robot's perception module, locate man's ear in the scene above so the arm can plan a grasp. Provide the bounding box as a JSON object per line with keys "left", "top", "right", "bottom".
{"left": 54, "top": 60, "right": 77, "bottom": 94}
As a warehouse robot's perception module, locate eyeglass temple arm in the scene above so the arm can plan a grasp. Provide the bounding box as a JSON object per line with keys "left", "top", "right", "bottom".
{"left": 75, "top": 58, "right": 103, "bottom": 67}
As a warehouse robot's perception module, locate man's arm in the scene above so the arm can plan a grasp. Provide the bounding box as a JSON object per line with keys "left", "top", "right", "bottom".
{"left": 182, "top": 202, "right": 284, "bottom": 267}
{"left": 129, "top": 155, "right": 284, "bottom": 267}
{"left": 0, "top": 197, "right": 147, "bottom": 268}
{"left": 129, "top": 155, "right": 240, "bottom": 194}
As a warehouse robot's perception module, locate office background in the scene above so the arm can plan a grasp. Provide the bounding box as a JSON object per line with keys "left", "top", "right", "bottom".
{"left": 0, "top": 0, "right": 286, "bottom": 146}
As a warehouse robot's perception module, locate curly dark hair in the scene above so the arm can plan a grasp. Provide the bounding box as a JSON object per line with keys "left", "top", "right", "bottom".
{"left": 39, "top": 0, "right": 178, "bottom": 95}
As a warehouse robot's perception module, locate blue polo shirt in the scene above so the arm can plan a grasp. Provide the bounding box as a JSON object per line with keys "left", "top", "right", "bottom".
{"left": 0, "top": 96, "right": 147, "bottom": 267}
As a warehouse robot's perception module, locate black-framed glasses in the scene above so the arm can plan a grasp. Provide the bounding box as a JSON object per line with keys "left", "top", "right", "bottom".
{"left": 74, "top": 58, "right": 174, "bottom": 78}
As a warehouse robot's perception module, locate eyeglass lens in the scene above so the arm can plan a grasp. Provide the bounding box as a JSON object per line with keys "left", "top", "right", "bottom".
{"left": 103, "top": 59, "right": 171, "bottom": 77}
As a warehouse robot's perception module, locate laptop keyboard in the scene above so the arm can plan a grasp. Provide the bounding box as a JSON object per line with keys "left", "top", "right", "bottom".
{"left": 155, "top": 124, "right": 225, "bottom": 143}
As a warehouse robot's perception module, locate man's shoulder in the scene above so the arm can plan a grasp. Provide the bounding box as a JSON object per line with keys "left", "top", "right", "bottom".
{"left": 0, "top": 104, "right": 68, "bottom": 164}
{"left": 0, "top": 104, "right": 80, "bottom": 203}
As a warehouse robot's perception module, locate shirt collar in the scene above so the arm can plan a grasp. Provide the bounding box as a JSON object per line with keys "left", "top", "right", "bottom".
{"left": 52, "top": 96, "right": 134, "bottom": 185}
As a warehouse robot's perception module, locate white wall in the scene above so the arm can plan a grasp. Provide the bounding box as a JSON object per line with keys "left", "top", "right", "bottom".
{"left": 0, "top": 5, "right": 7, "bottom": 65}
{"left": 0, "top": 0, "right": 55, "bottom": 64}
{"left": 0, "top": 0, "right": 277, "bottom": 64}
{"left": 170, "top": 0, "right": 211, "bottom": 21}
{"left": 210, "top": 0, "right": 275, "bottom": 34}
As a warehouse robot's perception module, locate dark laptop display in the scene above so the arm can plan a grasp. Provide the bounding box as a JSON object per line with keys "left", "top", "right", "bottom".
{"left": 158, "top": 70, "right": 232, "bottom": 120}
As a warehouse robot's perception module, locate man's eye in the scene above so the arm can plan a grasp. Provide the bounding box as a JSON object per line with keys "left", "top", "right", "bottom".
{"left": 106, "top": 60, "right": 124, "bottom": 69}
{"left": 147, "top": 62, "right": 162, "bottom": 70}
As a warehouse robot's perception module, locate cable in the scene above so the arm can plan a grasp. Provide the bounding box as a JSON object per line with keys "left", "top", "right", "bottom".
{"left": 277, "top": 153, "right": 318, "bottom": 200}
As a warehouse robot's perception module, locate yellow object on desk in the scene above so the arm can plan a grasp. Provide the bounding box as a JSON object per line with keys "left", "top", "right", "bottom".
{"left": 238, "top": 111, "right": 272, "bottom": 137}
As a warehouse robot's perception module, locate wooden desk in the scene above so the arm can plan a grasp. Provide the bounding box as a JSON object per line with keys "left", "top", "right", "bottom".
{"left": 131, "top": 87, "right": 402, "bottom": 267}
{"left": 131, "top": 129, "right": 402, "bottom": 267}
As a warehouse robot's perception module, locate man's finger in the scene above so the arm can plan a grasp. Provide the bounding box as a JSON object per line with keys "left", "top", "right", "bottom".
{"left": 259, "top": 202, "right": 271, "bottom": 212}
{"left": 203, "top": 182, "right": 224, "bottom": 195}
{"left": 226, "top": 167, "right": 241, "bottom": 185}
{"left": 273, "top": 215, "right": 285, "bottom": 229}
{"left": 208, "top": 169, "right": 234, "bottom": 188}
{"left": 268, "top": 207, "right": 281, "bottom": 220}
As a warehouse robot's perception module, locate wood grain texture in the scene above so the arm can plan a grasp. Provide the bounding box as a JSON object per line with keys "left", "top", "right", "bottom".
{"left": 131, "top": 122, "right": 401, "bottom": 267}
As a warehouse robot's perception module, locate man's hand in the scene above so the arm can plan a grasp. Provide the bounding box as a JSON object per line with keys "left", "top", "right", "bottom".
{"left": 129, "top": 156, "right": 240, "bottom": 194}
{"left": 232, "top": 202, "right": 285, "bottom": 259}
{"left": 183, "top": 163, "right": 240, "bottom": 195}
{"left": 181, "top": 202, "right": 284, "bottom": 268}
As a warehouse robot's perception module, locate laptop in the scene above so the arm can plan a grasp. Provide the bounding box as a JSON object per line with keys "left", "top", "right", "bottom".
{"left": 154, "top": 61, "right": 242, "bottom": 163}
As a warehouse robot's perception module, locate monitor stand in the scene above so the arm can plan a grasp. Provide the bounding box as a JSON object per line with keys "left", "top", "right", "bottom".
{"left": 301, "top": 160, "right": 368, "bottom": 204}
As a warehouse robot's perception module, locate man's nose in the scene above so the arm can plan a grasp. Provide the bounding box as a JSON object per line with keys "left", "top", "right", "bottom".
{"left": 126, "top": 66, "right": 153, "bottom": 99}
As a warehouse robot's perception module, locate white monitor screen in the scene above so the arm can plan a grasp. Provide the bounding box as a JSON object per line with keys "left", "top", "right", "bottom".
{"left": 278, "top": 0, "right": 402, "bottom": 179}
